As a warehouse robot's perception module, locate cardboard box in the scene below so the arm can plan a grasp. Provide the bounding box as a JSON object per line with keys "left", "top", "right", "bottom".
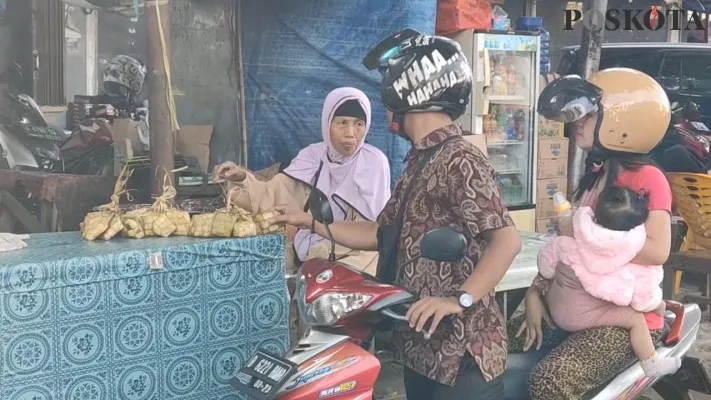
{"left": 538, "top": 157, "right": 568, "bottom": 179}
{"left": 462, "top": 133, "right": 489, "bottom": 158}
{"left": 538, "top": 74, "right": 565, "bottom": 138}
{"left": 536, "top": 218, "right": 558, "bottom": 234}
{"left": 539, "top": 138, "right": 569, "bottom": 159}
{"left": 536, "top": 197, "right": 556, "bottom": 219}
{"left": 537, "top": 177, "right": 568, "bottom": 200}
{"left": 539, "top": 117, "right": 565, "bottom": 138}
{"left": 176, "top": 125, "right": 214, "bottom": 172}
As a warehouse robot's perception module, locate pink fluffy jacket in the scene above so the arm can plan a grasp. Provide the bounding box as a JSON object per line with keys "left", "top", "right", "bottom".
{"left": 537, "top": 206, "right": 663, "bottom": 312}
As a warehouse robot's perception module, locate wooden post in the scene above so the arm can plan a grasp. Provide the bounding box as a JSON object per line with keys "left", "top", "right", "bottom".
{"left": 567, "top": 0, "right": 608, "bottom": 193}
{"left": 146, "top": 0, "right": 174, "bottom": 196}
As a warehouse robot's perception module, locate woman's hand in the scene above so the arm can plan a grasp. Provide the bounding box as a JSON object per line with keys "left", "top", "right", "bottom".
{"left": 406, "top": 296, "right": 463, "bottom": 336}
{"left": 213, "top": 161, "right": 247, "bottom": 183}
{"left": 270, "top": 207, "right": 313, "bottom": 231}
{"left": 516, "top": 289, "right": 556, "bottom": 351}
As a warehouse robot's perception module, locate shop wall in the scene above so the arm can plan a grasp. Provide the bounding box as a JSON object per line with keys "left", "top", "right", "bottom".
{"left": 65, "top": 6, "right": 88, "bottom": 101}
{"left": 99, "top": 2, "right": 241, "bottom": 168}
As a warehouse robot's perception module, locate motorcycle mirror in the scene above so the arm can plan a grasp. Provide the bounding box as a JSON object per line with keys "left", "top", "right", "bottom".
{"left": 308, "top": 187, "right": 334, "bottom": 226}
{"left": 420, "top": 228, "right": 467, "bottom": 262}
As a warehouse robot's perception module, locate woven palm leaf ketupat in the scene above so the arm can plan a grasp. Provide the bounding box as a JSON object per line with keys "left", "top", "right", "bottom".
{"left": 81, "top": 165, "right": 132, "bottom": 241}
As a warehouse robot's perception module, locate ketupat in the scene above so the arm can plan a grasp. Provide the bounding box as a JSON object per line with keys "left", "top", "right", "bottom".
{"left": 136, "top": 170, "right": 187, "bottom": 238}
{"left": 254, "top": 210, "right": 285, "bottom": 234}
{"left": 166, "top": 209, "right": 191, "bottom": 236}
{"left": 140, "top": 211, "right": 177, "bottom": 237}
{"left": 233, "top": 220, "right": 259, "bottom": 237}
{"left": 211, "top": 211, "right": 237, "bottom": 237}
{"left": 102, "top": 215, "right": 124, "bottom": 240}
{"left": 189, "top": 213, "right": 214, "bottom": 237}
{"left": 82, "top": 212, "right": 112, "bottom": 241}
{"left": 82, "top": 164, "right": 133, "bottom": 241}
{"left": 122, "top": 208, "right": 148, "bottom": 238}
{"left": 123, "top": 218, "right": 145, "bottom": 239}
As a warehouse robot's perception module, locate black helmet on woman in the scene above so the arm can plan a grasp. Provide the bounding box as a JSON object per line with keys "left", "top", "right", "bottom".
{"left": 362, "top": 29, "right": 472, "bottom": 134}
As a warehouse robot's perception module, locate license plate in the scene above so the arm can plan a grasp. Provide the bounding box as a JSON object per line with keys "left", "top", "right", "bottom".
{"left": 230, "top": 349, "right": 298, "bottom": 400}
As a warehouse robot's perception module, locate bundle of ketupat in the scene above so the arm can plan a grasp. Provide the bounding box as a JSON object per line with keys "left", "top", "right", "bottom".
{"left": 188, "top": 186, "right": 285, "bottom": 238}
{"left": 211, "top": 188, "right": 249, "bottom": 237}
{"left": 254, "top": 210, "right": 286, "bottom": 234}
{"left": 137, "top": 173, "right": 191, "bottom": 238}
{"left": 232, "top": 208, "right": 258, "bottom": 238}
{"left": 122, "top": 209, "right": 147, "bottom": 239}
{"left": 81, "top": 166, "right": 132, "bottom": 241}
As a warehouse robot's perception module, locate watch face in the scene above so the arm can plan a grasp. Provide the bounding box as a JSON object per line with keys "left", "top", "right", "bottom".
{"left": 459, "top": 293, "right": 474, "bottom": 308}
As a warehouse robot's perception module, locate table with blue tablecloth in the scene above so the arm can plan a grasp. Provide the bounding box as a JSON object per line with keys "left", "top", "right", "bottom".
{"left": 0, "top": 232, "right": 290, "bottom": 400}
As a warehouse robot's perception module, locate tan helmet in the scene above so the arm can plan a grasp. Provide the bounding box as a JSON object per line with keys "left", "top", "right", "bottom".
{"left": 589, "top": 68, "right": 671, "bottom": 154}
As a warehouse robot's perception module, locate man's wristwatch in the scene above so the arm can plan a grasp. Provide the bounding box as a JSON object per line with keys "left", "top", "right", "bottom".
{"left": 455, "top": 290, "right": 474, "bottom": 309}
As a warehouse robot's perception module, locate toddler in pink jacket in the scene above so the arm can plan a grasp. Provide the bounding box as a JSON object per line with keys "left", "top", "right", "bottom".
{"left": 538, "top": 186, "right": 680, "bottom": 377}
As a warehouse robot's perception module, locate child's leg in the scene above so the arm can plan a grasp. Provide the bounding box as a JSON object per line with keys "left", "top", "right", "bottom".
{"left": 617, "top": 311, "right": 656, "bottom": 360}
{"left": 596, "top": 304, "right": 681, "bottom": 377}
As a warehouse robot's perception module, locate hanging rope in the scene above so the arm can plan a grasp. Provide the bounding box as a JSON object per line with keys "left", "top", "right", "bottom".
{"left": 154, "top": 0, "right": 180, "bottom": 132}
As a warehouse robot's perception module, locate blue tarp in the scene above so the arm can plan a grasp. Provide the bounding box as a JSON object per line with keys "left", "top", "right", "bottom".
{"left": 241, "top": 0, "right": 437, "bottom": 183}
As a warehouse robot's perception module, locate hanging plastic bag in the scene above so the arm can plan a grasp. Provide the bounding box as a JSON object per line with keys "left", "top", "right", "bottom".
{"left": 435, "top": 0, "right": 493, "bottom": 36}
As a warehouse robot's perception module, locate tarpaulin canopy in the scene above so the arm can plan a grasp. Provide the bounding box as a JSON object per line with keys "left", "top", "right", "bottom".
{"left": 240, "top": 0, "right": 438, "bottom": 184}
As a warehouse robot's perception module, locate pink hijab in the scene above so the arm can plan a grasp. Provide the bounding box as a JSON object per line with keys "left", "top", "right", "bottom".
{"left": 284, "top": 87, "right": 391, "bottom": 261}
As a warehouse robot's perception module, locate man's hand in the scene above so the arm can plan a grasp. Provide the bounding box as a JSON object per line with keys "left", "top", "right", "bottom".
{"left": 406, "top": 296, "right": 463, "bottom": 336}
{"left": 213, "top": 161, "right": 247, "bottom": 183}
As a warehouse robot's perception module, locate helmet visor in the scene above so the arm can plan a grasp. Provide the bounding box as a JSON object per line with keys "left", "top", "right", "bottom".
{"left": 537, "top": 74, "right": 603, "bottom": 123}
{"left": 362, "top": 28, "right": 421, "bottom": 71}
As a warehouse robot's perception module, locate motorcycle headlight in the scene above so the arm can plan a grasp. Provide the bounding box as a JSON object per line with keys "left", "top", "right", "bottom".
{"left": 295, "top": 272, "right": 372, "bottom": 326}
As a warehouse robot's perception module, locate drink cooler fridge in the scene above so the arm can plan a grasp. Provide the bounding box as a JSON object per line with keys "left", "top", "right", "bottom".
{"left": 449, "top": 30, "right": 540, "bottom": 230}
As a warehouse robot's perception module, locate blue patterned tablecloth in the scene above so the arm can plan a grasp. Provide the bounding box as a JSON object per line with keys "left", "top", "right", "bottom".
{"left": 0, "top": 232, "right": 289, "bottom": 400}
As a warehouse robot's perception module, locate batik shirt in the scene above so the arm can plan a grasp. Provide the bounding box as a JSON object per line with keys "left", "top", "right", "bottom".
{"left": 376, "top": 124, "right": 513, "bottom": 385}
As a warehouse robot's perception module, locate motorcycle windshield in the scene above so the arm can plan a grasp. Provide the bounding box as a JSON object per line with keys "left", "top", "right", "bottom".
{"left": 0, "top": 127, "right": 39, "bottom": 169}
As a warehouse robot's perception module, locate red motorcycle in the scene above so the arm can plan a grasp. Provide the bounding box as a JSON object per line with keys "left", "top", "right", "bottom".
{"left": 232, "top": 188, "right": 710, "bottom": 400}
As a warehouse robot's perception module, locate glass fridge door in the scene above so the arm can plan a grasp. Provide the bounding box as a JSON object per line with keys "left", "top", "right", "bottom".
{"left": 479, "top": 34, "right": 538, "bottom": 207}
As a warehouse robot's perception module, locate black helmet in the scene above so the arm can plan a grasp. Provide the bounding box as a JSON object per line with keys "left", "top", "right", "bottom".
{"left": 363, "top": 29, "right": 472, "bottom": 133}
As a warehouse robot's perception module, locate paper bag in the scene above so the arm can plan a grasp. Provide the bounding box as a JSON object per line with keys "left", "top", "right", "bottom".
{"left": 112, "top": 118, "right": 149, "bottom": 176}
{"left": 176, "top": 125, "right": 213, "bottom": 172}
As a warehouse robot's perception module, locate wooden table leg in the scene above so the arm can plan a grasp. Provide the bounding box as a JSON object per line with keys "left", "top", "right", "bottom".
{"left": 0, "top": 190, "right": 45, "bottom": 233}
{"left": 39, "top": 200, "right": 59, "bottom": 232}
{"left": 0, "top": 204, "right": 15, "bottom": 232}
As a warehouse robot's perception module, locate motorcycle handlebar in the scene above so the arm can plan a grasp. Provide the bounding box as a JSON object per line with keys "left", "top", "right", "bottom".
{"left": 381, "top": 303, "right": 456, "bottom": 340}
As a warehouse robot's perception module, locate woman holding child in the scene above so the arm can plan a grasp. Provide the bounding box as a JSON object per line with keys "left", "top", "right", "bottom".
{"left": 505, "top": 68, "right": 676, "bottom": 399}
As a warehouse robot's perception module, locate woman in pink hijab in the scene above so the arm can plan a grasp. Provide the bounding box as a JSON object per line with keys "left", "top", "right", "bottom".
{"left": 214, "top": 87, "right": 391, "bottom": 276}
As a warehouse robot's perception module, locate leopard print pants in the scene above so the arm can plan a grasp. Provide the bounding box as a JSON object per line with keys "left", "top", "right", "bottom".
{"left": 507, "top": 315, "right": 663, "bottom": 400}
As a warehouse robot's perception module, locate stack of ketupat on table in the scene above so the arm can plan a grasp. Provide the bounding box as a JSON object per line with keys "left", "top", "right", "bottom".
{"left": 81, "top": 167, "right": 284, "bottom": 241}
